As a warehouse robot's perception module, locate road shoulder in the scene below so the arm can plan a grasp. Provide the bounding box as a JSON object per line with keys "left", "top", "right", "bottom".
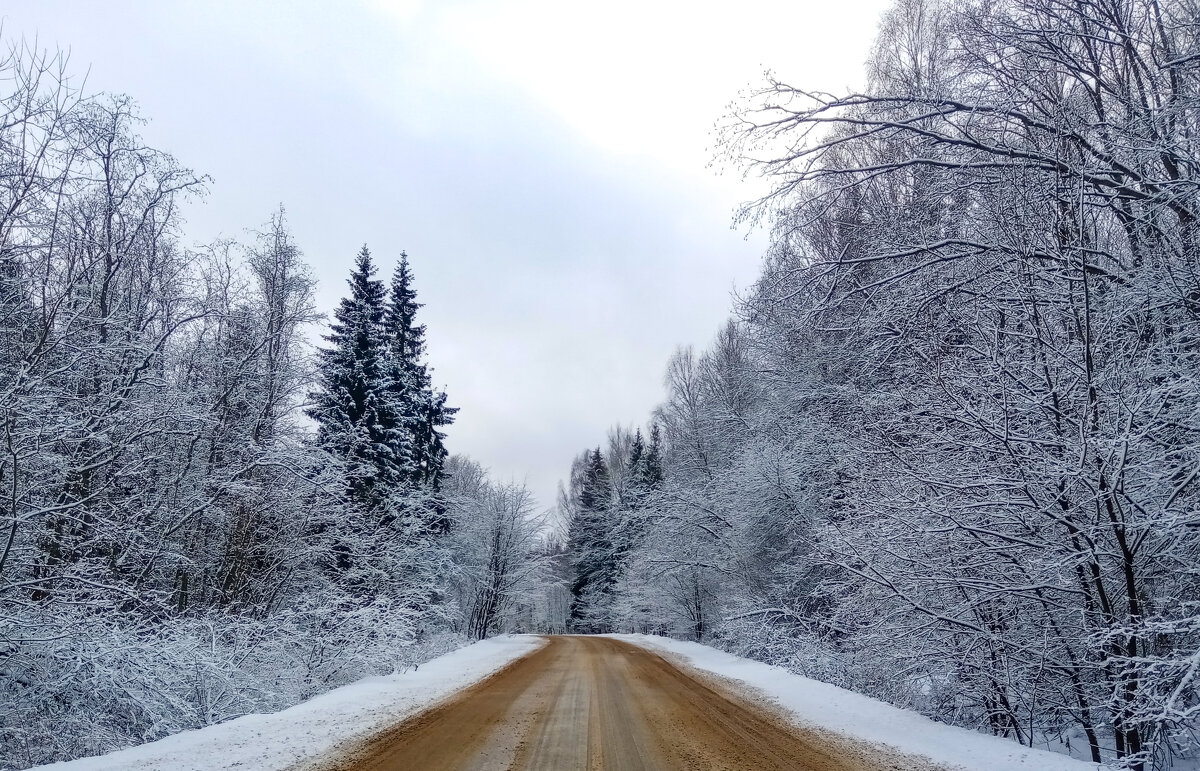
{"left": 610, "top": 634, "right": 1106, "bottom": 771}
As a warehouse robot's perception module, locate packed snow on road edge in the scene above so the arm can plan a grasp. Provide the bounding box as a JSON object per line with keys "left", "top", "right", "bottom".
{"left": 614, "top": 633, "right": 1108, "bottom": 771}
{"left": 31, "top": 634, "right": 545, "bottom": 771}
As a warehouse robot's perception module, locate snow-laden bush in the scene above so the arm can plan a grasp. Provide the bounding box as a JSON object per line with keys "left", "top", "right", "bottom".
{"left": 0, "top": 605, "right": 463, "bottom": 770}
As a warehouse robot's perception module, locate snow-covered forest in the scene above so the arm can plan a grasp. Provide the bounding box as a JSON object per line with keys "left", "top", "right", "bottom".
{"left": 557, "top": 0, "right": 1200, "bottom": 769}
{"left": 6, "top": 0, "right": 1200, "bottom": 768}
{"left": 0, "top": 42, "right": 552, "bottom": 770}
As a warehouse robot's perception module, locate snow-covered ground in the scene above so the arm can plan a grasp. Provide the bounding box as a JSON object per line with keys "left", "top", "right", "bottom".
{"left": 614, "top": 634, "right": 1107, "bottom": 771}
{"left": 30, "top": 635, "right": 545, "bottom": 771}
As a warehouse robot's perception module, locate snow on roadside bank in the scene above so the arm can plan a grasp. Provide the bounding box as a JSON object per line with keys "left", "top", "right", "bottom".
{"left": 32, "top": 635, "right": 545, "bottom": 771}
{"left": 613, "top": 634, "right": 1106, "bottom": 771}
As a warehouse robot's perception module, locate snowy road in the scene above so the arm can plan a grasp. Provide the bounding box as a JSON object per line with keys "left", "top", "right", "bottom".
{"left": 307, "top": 635, "right": 937, "bottom": 771}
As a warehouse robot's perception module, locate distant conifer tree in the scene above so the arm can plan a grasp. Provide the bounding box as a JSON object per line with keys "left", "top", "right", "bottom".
{"left": 641, "top": 423, "right": 665, "bottom": 489}
{"left": 567, "top": 447, "right": 619, "bottom": 630}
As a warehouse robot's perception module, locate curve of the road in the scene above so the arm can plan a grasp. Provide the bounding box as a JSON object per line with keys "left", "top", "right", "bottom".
{"left": 306, "top": 635, "right": 934, "bottom": 771}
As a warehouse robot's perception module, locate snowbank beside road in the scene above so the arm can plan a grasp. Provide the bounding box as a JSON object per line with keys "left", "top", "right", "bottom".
{"left": 32, "top": 634, "right": 545, "bottom": 771}
{"left": 614, "top": 634, "right": 1106, "bottom": 771}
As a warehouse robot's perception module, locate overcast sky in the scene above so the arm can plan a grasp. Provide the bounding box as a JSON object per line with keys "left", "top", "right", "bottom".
{"left": 6, "top": 0, "right": 890, "bottom": 510}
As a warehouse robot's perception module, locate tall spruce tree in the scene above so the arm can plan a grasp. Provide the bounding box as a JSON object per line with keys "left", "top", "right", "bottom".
{"left": 638, "top": 423, "right": 665, "bottom": 490}
{"left": 307, "top": 246, "right": 408, "bottom": 508}
{"left": 627, "top": 428, "right": 650, "bottom": 503}
{"left": 385, "top": 253, "right": 456, "bottom": 491}
{"left": 580, "top": 447, "right": 611, "bottom": 511}
{"left": 629, "top": 428, "right": 645, "bottom": 474}
{"left": 568, "top": 447, "right": 617, "bottom": 631}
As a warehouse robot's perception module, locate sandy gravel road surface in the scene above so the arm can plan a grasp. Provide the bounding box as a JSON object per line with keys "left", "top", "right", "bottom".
{"left": 306, "top": 635, "right": 938, "bottom": 771}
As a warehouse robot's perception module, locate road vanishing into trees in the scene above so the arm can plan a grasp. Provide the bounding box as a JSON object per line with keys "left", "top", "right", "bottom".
{"left": 307, "top": 636, "right": 936, "bottom": 771}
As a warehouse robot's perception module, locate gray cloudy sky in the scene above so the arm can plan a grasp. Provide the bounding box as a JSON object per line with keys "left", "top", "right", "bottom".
{"left": 7, "top": 0, "right": 889, "bottom": 509}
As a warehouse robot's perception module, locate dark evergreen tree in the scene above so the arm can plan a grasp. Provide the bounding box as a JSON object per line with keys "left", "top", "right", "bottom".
{"left": 625, "top": 424, "right": 666, "bottom": 505}
{"left": 629, "top": 429, "right": 645, "bottom": 480}
{"left": 307, "top": 246, "right": 407, "bottom": 508}
{"left": 639, "top": 423, "right": 665, "bottom": 490}
{"left": 568, "top": 447, "right": 617, "bottom": 631}
{"left": 617, "top": 425, "right": 662, "bottom": 601}
{"left": 385, "top": 253, "right": 456, "bottom": 491}
{"left": 579, "top": 447, "right": 610, "bottom": 511}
